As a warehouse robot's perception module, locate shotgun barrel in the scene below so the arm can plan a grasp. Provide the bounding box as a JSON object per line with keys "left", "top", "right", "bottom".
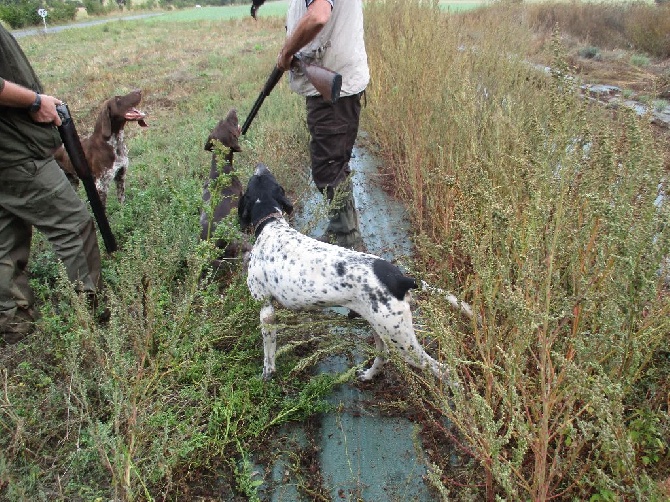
{"left": 241, "top": 55, "right": 342, "bottom": 135}
{"left": 56, "top": 103, "right": 118, "bottom": 253}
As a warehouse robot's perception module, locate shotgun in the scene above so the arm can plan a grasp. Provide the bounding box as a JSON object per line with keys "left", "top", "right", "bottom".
{"left": 56, "top": 103, "right": 118, "bottom": 253}
{"left": 241, "top": 55, "right": 342, "bottom": 135}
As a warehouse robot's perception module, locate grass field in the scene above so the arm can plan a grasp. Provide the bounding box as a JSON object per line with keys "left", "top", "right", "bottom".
{"left": 1, "top": 1, "right": 669, "bottom": 500}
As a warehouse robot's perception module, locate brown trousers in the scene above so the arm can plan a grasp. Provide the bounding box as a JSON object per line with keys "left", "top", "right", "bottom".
{"left": 306, "top": 92, "right": 362, "bottom": 193}
{"left": 0, "top": 157, "right": 101, "bottom": 328}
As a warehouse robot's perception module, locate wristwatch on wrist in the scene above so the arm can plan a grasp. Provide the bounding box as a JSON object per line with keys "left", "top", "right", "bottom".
{"left": 28, "top": 93, "right": 42, "bottom": 113}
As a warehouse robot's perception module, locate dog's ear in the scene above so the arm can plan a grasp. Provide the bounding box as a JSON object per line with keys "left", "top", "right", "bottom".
{"left": 280, "top": 196, "right": 294, "bottom": 215}
{"left": 276, "top": 187, "right": 294, "bottom": 215}
{"left": 100, "top": 104, "right": 112, "bottom": 138}
{"left": 224, "top": 109, "right": 241, "bottom": 152}
{"left": 238, "top": 192, "right": 251, "bottom": 228}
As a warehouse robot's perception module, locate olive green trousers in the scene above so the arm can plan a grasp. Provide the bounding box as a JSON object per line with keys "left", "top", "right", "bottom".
{"left": 0, "top": 157, "right": 101, "bottom": 332}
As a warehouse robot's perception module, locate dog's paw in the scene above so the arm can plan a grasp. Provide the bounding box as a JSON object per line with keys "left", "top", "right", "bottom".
{"left": 356, "top": 367, "right": 376, "bottom": 382}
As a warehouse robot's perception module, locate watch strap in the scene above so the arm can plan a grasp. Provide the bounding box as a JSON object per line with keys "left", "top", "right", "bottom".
{"left": 28, "top": 93, "right": 41, "bottom": 113}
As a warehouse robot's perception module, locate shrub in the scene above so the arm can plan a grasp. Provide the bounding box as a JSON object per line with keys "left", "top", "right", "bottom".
{"left": 625, "top": 3, "right": 670, "bottom": 58}
{"left": 0, "top": 0, "right": 76, "bottom": 28}
{"left": 0, "top": 0, "right": 41, "bottom": 28}
{"left": 83, "top": 0, "right": 109, "bottom": 16}
{"left": 577, "top": 45, "right": 600, "bottom": 60}
{"left": 44, "top": 0, "right": 78, "bottom": 23}
{"left": 631, "top": 53, "right": 651, "bottom": 67}
{"left": 365, "top": 1, "right": 669, "bottom": 499}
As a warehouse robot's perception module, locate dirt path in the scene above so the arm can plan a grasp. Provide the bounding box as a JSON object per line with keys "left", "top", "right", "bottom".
{"left": 251, "top": 144, "right": 441, "bottom": 501}
{"left": 10, "top": 13, "right": 163, "bottom": 38}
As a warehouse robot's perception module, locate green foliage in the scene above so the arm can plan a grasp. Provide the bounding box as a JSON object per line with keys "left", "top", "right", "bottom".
{"left": 629, "top": 409, "right": 666, "bottom": 467}
{"left": 0, "top": 0, "right": 77, "bottom": 28}
{"left": 45, "top": 0, "right": 78, "bottom": 23}
{"left": 365, "top": 0, "right": 669, "bottom": 500}
{"left": 83, "top": 0, "right": 110, "bottom": 16}
{"left": 0, "top": 0, "right": 40, "bottom": 28}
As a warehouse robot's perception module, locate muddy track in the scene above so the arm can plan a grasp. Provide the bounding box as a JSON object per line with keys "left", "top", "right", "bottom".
{"left": 248, "top": 144, "right": 445, "bottom": 501}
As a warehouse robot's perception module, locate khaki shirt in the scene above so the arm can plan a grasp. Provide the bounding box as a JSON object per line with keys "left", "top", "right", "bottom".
{"left": 286, "top": 0, "right": 370, "bottom": 97}
{"left": 0, "top": 25, "right": 61, "bottom": 168}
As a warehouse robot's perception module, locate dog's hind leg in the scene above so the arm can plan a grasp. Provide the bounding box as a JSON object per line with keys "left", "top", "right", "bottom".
{"left": 260, "top": 302, "right": 277, "bottom": 380}
{"left": 357, "top": 330, "right": 389, "bottom": 381}
{"left": 372, "top": 304, "right": 450, "bottom": 380}
{"left": 396, "top": 324, "right": 448, "bottom": 379}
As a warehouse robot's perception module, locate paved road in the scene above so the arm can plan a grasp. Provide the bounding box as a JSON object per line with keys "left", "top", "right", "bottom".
{"left": 11, "top": 13, "right": 164, "bottom": 38}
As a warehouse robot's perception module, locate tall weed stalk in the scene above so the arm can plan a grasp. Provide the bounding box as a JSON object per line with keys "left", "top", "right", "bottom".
{"left": 365, "top": 1, "right": 669, "bottom": 500}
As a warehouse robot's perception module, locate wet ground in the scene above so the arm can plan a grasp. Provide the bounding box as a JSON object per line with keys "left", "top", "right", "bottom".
{"left": 253, "top": 145, "right": 441, "bottom": 501}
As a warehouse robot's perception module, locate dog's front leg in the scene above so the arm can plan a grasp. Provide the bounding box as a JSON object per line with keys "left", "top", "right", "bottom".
{"left": 260, "top": 302, "right": 277, "bottom": 380}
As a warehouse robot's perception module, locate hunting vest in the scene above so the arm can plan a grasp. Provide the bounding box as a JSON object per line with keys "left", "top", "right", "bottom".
{"left": 286, "top": 0, "right": 370, "bottom": 97}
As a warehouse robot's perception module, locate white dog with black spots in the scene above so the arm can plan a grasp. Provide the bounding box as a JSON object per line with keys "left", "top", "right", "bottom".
{"left": 239, "top": 163, "right": 474, "bottom": 381}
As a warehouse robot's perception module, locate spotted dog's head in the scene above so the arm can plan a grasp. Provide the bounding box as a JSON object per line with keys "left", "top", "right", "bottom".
{"left": 238, "top": 163, "right": 294, "bottom": 231}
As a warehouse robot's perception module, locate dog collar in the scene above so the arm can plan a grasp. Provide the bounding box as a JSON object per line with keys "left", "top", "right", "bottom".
{"left": 253, "top": 211, "right": 283, "bottom": 237}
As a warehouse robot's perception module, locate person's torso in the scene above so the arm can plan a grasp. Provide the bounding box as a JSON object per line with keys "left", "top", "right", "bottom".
{"left": 0, "top": 25, "right": 61, "bottom": 168}
{"left": 286, "top": 0, "right": 370, "bottom": 97}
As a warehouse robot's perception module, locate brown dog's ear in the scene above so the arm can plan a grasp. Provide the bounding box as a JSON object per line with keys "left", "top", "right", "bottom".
{"left": 100, "top": 104, "right": 112, "bottom": 138}
{"left": 224, "top": 109, "right": 241, "bottom": 152}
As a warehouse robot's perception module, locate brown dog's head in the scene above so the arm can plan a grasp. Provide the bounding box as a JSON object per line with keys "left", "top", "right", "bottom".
{"left": 205, "top": 109, "right": 242, "bottom": 153}
{"left": 98, "top": 89, "right": 148, "bottom": 139}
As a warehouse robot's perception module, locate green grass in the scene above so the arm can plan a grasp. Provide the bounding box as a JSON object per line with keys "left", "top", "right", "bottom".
{"left": 1, "top": 1, "right": 669, "bottom": 501}
{"left": 157, "top": 1, "right": 290, "bottom": 22}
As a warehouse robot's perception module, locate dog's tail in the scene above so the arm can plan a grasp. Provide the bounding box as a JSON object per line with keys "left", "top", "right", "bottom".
{"left": 420, "top": 280, "right": 481, "bottom": 326}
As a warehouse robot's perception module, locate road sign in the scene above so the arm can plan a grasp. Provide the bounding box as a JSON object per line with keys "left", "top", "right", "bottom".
{"left": 37, "top": 8, "right": 48, "bottom": 32}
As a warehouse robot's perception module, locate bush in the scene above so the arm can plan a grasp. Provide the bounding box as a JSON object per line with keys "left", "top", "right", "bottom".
{"left": 625, "top": 3, "right": 670, "bottom": 58}
{"left": 0, "top": 1, "right": 77, "bottom": 28}
{"left": 365, "top": 1, "right": 669, "bottom": 499}
{"left": 44, "top": 0, "right": 78, "bottom": 23}
{"left": 0, "top": 0, "right": 41, "bottom": 29}
{"left": 83, "top": 0, "right": 109, "bottom": 16}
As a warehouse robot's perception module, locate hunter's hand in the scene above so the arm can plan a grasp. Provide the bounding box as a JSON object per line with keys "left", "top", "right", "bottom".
{"left": 276, "top": 48, "right": 293, "bottom": 72}
{"left": 30, "top": 94, "right": 62, "bottom": 126}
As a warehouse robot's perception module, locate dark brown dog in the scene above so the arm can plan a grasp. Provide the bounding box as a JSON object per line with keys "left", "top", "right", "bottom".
{"left": 54, "top": 90, "right": 147, "bottom": 206}
{"left": 200, "top": 109, "right": 251, "bottom": 268}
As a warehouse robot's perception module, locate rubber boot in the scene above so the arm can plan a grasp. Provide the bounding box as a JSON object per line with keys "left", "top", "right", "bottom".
{"left": 322, "top": 182, "right": 365, "bottom": 251}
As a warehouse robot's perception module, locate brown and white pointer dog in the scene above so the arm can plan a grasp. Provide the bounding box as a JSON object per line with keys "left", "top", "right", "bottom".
{"left": 54, "top": 90, "right": 147, "bottom": 207}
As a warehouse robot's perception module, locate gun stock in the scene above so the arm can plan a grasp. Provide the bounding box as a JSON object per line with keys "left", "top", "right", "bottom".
{"left": 292, "top": 55, "right": 342, "bottom": 104}
{"left": 241, "top": 56, "right": 342, "bottom": 135}
{"left": 56, "top": 103, "right": 118, "bottom": 253}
